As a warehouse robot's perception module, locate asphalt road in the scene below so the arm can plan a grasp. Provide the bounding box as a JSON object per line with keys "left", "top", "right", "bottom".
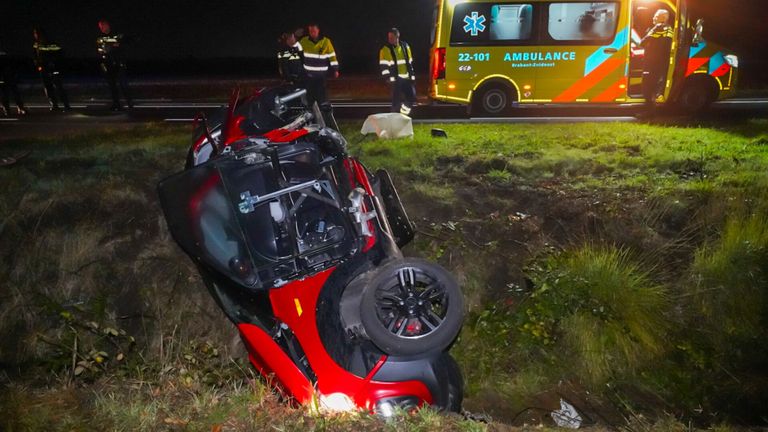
{"left": 1, "top": 98, "right": 767, "bottom": 141}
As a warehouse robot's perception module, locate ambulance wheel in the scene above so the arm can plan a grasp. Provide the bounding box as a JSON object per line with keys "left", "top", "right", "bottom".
{"left": 360, "top": 258, "right": 464, "bottom": 356}
{"left": 473, "top": 84, "right": 514, "bottom": 117}
{"left": 677, "top": 77, "right": 717, "bottom": 113}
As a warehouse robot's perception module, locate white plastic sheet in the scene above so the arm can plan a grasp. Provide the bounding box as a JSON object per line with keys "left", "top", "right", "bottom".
{"left": 360, "top": 113, "right": 413, "bottom": 139}
{"left": 551, "top": 399, "right": 582, "bottom": 429}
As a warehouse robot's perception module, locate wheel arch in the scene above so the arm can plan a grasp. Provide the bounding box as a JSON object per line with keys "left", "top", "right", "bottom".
{"left": 675, "top": 73, "right": 720, "bottom": 104}
{"left": 470, "top": 75, "right": 521, "bottom": 103}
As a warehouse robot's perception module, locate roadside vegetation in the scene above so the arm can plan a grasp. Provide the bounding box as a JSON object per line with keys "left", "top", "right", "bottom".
{"left": 1, "top": 118, "right": 767, "bottom": 430}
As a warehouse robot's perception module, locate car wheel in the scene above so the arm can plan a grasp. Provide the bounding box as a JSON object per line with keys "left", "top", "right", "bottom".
{"left": 360, "top": 258, "right": 464, "bottom": 356}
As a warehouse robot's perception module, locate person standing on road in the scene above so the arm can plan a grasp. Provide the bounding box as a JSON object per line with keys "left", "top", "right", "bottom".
{"left": 379, "top": 28, "right": 416, "bottom": 115}
{"left": 640, "top": 9, "right": 673, "bottom": 116}
{"left": 0, "top": 44, "right": 27, "bottom": 117}
{"left": 33, "top": 28, "right": 70, "bottom": 112}
{"left": 97, "top": 20, "right": 133, "bottom": 111}
{"left": 299, "top": 23, "right": 339, "bottom": 128}
{"left": 277, "top": 31, "right": 303, "bottom": 85}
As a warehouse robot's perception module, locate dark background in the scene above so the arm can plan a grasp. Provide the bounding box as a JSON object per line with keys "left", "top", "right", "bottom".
{"left": 2, "top": 0, "right": 766, "bottom": 86}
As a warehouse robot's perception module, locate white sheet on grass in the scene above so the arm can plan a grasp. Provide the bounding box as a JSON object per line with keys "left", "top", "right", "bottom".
{"left": 360, "top": 113, "right": 413, "bottom": 139}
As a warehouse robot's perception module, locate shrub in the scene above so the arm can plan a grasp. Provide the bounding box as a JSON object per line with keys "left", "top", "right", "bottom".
{"left": 521, "top": 246, "right": 669, "bottom": 386}
{"left": 689, "top": 214, "right": 768, "bottom": 342}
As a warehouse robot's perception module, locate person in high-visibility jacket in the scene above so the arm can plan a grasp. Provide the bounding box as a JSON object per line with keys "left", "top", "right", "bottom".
{"left": 277, "top": 31, "right": 303, "bottom": 84}
{"left": 299, "top": 23, "right": 339, "bottom": 128}
{"left": 640, "top": 9, "right": 673, "bottom": 115}
{"left": 97, "top": 20, "right": 133, "bottom": 111}
{"left": 379, "top": 28, "right": 416, "bottom": 115}
{"left": 33, "top": 28, "right": 70, "bottom": 111}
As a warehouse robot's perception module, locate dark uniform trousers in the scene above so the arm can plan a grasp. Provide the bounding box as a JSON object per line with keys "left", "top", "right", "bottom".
{"left": 641, "top": 24, "right": 673, "bottom": 111}
{"left": 642, "top": 67, "right": 666, "bottom": 110}
{"left": 391, "top": 78, "right": 416, "bottom": 113}
{"left": 40, "top": 69, "right": 69, "bottom": 109}
{"left": 103, "top": 63, "right": 132, "bottom": 109}
{"left": 1, "top": 74, "right": 24, "bottom": 113}
{"left": 303, "top": 76, "right": 329, "bottom": 108}
{"left": 1, "top": 56, "right": 25, "bottom": 114}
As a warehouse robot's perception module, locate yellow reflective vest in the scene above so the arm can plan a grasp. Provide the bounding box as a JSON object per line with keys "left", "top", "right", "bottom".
{"left": 299, "top": 36, "right": 338, "bottom": 78}
{"left": 379, "top": 42, "right": 415, "bottom": 82}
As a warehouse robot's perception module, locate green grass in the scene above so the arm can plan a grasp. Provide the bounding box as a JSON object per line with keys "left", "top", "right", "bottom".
{"left": 348, "top": 120, "right": 768, "bottom": 194}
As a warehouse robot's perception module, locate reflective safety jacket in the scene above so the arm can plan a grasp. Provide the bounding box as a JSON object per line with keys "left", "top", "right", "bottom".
{"left": 379, "top": 41, "right": 415, "bottom": 82}
{"left": 97, "top": 34, "right": 126, "bottom": 67}
{"left": 641, "top": 24, "right": 673, "bottom": 72}
{"left": 277, "top": 41, "right": 304, "bottom": 82}
{"left": 33, "top": 42, "right": 62, "bottom": 71}
{"left": 299, "top": 36, "right": 338, "bottom": 78}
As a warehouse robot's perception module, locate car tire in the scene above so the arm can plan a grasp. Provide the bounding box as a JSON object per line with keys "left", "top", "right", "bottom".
{"left": 359, "top": 258, "right": 464, "bottom": 356}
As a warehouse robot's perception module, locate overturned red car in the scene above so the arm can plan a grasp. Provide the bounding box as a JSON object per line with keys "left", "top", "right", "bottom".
{"left": 158, "top": 87, "right": 464, "bottom": 415}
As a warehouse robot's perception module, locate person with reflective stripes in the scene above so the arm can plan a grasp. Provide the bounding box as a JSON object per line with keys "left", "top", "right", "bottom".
{"left": 379, "top": 28, "right": 416, "bottom": 115}
{"left": 33, "top": 28, "right": 70, "bottom": 111}
{"left": 299, "top": 23, "right": 338, "bottom": 101}
{"left": 640, "top": 9, "right": 673, "bottom": 116}
{"left": 299, "top": 23, "right": 339, "bottom": 128}
{"left": 277, "top": 31, "right": 304, "bottom": 84}
{"left": 97, "top": 20, "right": 133, "bottom": 111}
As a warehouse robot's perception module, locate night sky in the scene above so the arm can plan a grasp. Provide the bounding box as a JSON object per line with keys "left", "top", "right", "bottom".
{"left": 2, "top": 0, "right": 766, "bottom": 82}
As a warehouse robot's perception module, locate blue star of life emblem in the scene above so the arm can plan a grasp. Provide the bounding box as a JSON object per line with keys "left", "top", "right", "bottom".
{"left": 463, "top": 12, "right": 487, "bottom": 36}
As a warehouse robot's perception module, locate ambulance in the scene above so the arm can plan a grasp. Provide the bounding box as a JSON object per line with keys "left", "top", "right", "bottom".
{"left": 429, "top": 0, "right": 739, "bottom": 115}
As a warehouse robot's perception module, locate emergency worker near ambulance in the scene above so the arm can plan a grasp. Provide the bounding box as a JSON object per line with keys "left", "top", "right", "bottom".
{"left": 640, "top": 9, "right": 673, "bottom": 116}
{"left": 379, "top": 28, "right": 416, "bottom": 115}
{"left": 299, "top": 23, "right": 339, "bottom": 128}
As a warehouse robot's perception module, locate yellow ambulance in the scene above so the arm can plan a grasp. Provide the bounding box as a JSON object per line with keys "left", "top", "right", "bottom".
{"left": 429, "top": 0, "right": 739, "bottom": 115}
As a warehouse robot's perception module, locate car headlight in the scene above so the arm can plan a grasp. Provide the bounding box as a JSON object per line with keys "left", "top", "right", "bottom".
{"left": 724, "top": 54, "right": 739, "bottom": 68}
{"left": 317, "top": 392, "right": 357, "bottom": 413}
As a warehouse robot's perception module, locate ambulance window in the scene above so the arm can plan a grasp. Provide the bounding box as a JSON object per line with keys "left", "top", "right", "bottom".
{"left": 548, "top": 2, "right": 619, "bottom": 43}
{"left": 489, "top": 4, "right": 534, "bottom": 40}
{"left": 450, "top": 2, "right": 535, "bottom": 45}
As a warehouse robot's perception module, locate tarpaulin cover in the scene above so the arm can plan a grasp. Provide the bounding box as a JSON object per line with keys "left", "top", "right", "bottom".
{"left": 360, "top": 113, "right": 413, "bottom": 139}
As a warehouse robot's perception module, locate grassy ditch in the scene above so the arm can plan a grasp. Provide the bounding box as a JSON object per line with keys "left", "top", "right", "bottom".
{"left": 1, "top": 119, "right": 767, "bottom": 430}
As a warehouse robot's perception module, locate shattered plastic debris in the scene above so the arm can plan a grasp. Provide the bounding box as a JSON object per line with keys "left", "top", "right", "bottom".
{"left": 551, "top": 399, "right": 582, "bottom": 429}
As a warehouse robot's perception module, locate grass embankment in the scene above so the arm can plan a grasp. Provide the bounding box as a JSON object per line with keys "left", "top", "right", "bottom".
{"left": 1, "top": 119, "right": 767, "bottom": 430}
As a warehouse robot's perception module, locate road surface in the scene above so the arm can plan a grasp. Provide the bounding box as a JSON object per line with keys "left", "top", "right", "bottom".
{"left": 2, "top": 98, "right": 767, "bottom": 141}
